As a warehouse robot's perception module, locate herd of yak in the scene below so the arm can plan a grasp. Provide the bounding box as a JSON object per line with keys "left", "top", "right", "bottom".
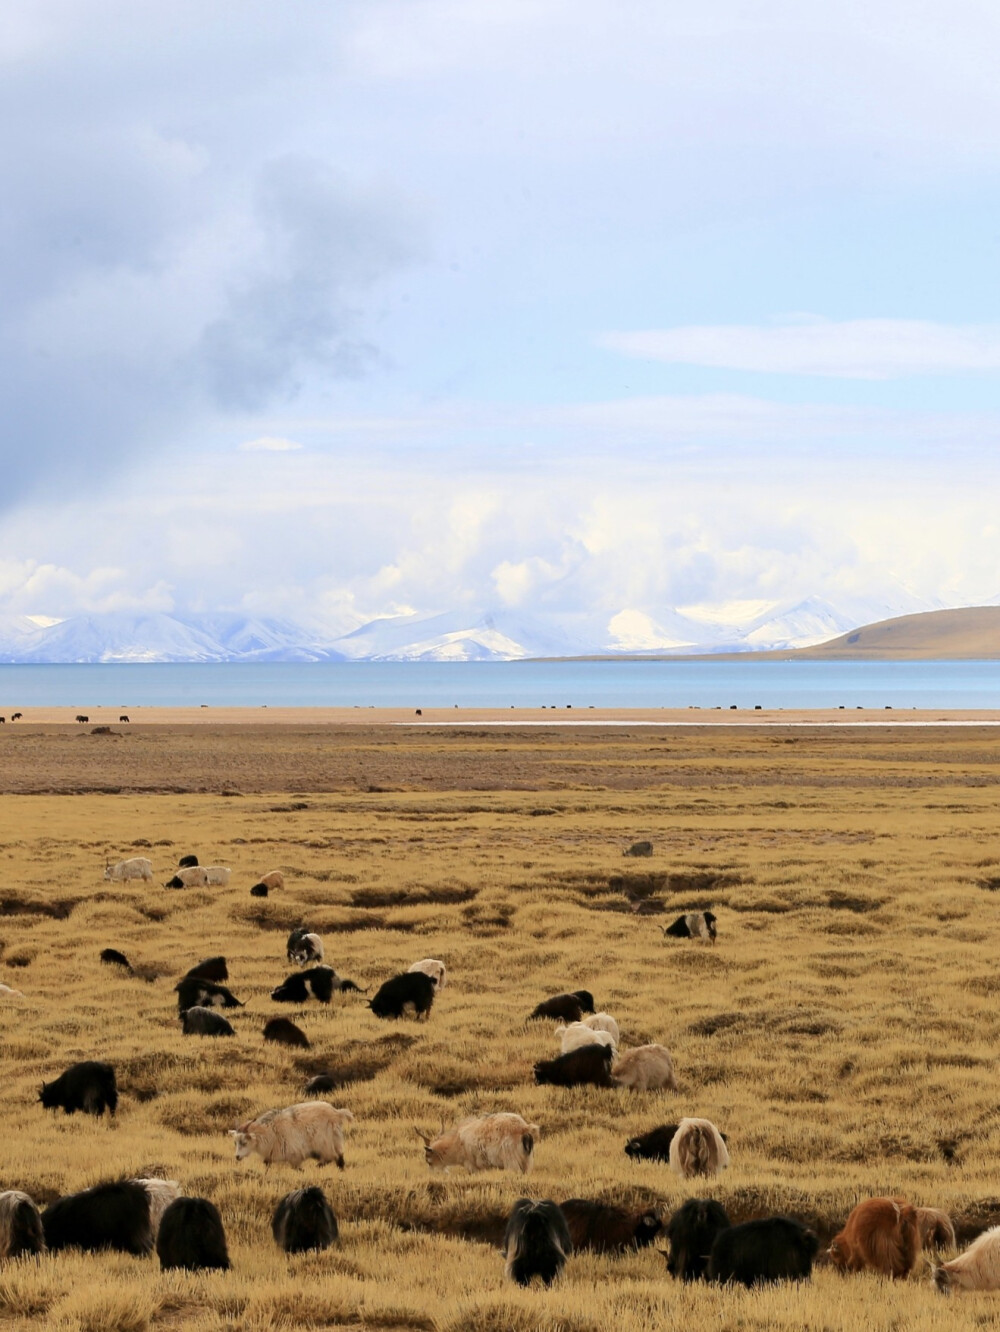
{"left": 2, "top": 856, "right": 997, "bottom": 1298}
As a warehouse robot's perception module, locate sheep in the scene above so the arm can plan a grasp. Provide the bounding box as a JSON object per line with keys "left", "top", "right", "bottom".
{"left": 165, "top": 866, "right": 210, "bottom": 889}
{"left": 230, "top": 1101, "right": 354, "bottom": 1170}
{"left": 184, "top": 956, "right": 229, "bottom": 983}
{"left": 42, "top": 1181, "right": 154, "bottom": 1255}
{"left": 559, "top": 1199, "right": 664, "bottom": 1254}
{"left": 175, "top": 977, "right": 243, "bottom": 1014}
{"left": 181, "top": 1006, "right": 235, "bottom": 1037}
{"left": 408, "top": 958, "right": 447, "bottom": 990}
{"left": 253, "top": 870, "right": 285, "bottom": 895}
{"left": 104, "top": 857, "right": 153, "bottom": 882}
{"left": 828, "top": 1197, "right": 921, "bottom": 1279}
{"left": 416, "top": 1113, "right": 539, "bottom": 1174}
{"left": 369, "top": 971, "right": 435, "bottom": 1020}
{"left": 669, "top": 1117, "right": 730, "bottom": 1179}
{"left": 156, "top": 1197, "right": 230, "bottom": 1271}
{"left": 534, "top": 1043, "right": 616, "bottom": 1088}
{"left": 287, "top": 928, "right": 324, "bottom": 965}
{"left": 503, "top": 1199, "right": 572, "bottom": 1286}
{"left": 665, "top": 1199, "right": 731, "bottom": 1282}
{"left": 935, "top": 1225, "right": 1000, "bottom": 1292}
{"left": 709, "top": 1216, "right": 818, "bottom": 1286}
{"left": 611, "top": 1044, "right": 678, "bottom": 1091}
{"left": 581, "top": 1012, "right": 620, "bottom": 1043}
{"left": 264, "top": 1017, "right": 310, "bottom": 1048}
{"left": 39, "top": 1061, "right": 117, "bottom": 1116}
{"left": 555, "top": 1022, "right": 616, "bottom": 1056}
{"left": 663, "top": 911, "right": 717, "bottom": 942}
{"left": 0, "top": 1191, "right": 45, "bottom": 1259}
{"left": 272, "top": 1186, "right": 338, "bottom": 1252}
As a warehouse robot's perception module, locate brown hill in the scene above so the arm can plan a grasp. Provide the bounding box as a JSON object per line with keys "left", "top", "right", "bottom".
{"left": 794, "top": 605, "right": 1000, "bottom": 659}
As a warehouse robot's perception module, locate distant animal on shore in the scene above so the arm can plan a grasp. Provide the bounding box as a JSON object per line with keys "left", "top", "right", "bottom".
{"left": 184, "top": 956, "right": 229, "bottom": 983}
{"left": 272, "top": 1186, "right": 338, "bottom": 1252}
{"left": 230, "top": 1102, "right": 354, "bottom": 1170}
{"left": 75, "top": 715, "right": 89, "bottom": 724}
{"left": 559, "top": 1199, "right": 664, "bottom": 1254}
{"left": 663, "top": 911, "right": 717, "bottom": 942}
{"left": 503, "top": 1199, "right": 573, "bottom": 1286}
{"left": 287, "top": 928, "right": 323, "bottom": 965}
{"left": 42, "top": 1181, "right": 154, "bottom": 1255}
{"left": 709, "top": 1215, "right": 818, "bottom": 1286}
{"left": 917, "top": 1207, "right": 956, "bottom": 1252}
{"left": 181, "top": 1006, "right": 235, "bottom": 1037}
{"left": 665, "top": 1199, "right": 731, "bottom": 1282}
{"left": 156, "top": 1196, "right": 230, "bottom": 1271}
{"left": 408, "top": 958, "right": 447, "bottom": 990}
{"left": 828, "top": 1197, "right": 921, "bottom": 1279}
{"left": 369, "top": 971, "right": 435, "bottom": 1020}
{"left": 555, "top": 1021, "right": 616, "bottom": 1055}
{"left": 253, "top": 870, "right": 285, "bottom": 895}
{"left": 612, "top": 1044, "right": 678, "bottom": 1091}
{"left": 100, "top": 948, "right": 132, "bottom": 971}
{"left": 119, "top": 715, "right": 130, "bottom": 723}
{"left": 178, "top": 854, "right": 199, "bottom": 868}
{"left": 0, "top": 1191, "right": 45, "bottom": 1259}
{"left": 104, "top": 857, "right": 152, "bottom": 882}
{"left": 264, "top": 1017, "right": 310, "bottom": 1048}
{"left": 10, "top": 713, "right": 21, "bottom": 721}
{"left": 39, "top": 1060, "right": 117, "bottom": 1116}
{"left": 175, "top": 977, "right": 243, "bottom": 1014}
{"left": 670, "top": 1117, "right": 730, "bottom": 1179}
{"left": 935, "top": 1225, "right": 1000, "bottom": 1292}
{"left": 534, "top": 1043, "right": 615, "bottom": 1088}
{"left": 417, "top": 1113, "right": 539, "bottom": 1174}
{"left": 165, "top": 866, "right": 210, "bottom": 889}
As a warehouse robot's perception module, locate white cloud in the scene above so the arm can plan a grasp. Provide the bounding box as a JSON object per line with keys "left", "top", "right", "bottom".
{"left": 601, "top": 318, "right": 1000, "bottom": 379}
{"left": 239, "top": 436, "right": 303, "bottom": 452}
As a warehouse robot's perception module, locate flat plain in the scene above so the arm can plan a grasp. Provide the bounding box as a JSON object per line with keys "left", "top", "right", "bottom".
{"left": 2, "top": 721, "right": 1000, "bottom": 1330}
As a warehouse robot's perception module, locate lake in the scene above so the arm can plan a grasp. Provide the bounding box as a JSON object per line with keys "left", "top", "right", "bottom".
{"left": 0, "top": 660, "right": 999, "bottom": 709}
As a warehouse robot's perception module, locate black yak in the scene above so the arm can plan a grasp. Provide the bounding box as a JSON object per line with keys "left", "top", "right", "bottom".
{"left": 665, "top": 1198, "right": 731, "bottom": 1282}
{"left": 624, "top": 1123, "right": 679, "bottom": 1162}
{"left": 534, "top": 1043, "right": 615, "bottom": 1088}
{"left": 156, "top": 1196, "right": 230, "bottom": 1271}
{"left": 708, "top": 1215, "right": 818, "bottom": 1287}
{"left": 181, "top": 1006, "right": 235, "bottom": 1036}
{"left": 178, "top": 854, "right": 199, "bottom": 868}
{"left": 263, "top": 1017, "right": 309, "bottom": 1048}
{"left": 39, "top": 1061, "right": 117, "bottom": 1116}
{"left": 99, "top": 948, "right": 132, "bottom": 972}
{"left": 559, "top": 1198, "right": 664, "bottom": 1254}
{"left": 663, "top": 910, "right": 717, "bottom": 942}
{"left": 503, "top": 1199, "right": 573, "bottom": 1286}
{"left": 174, "top": 977, "right": 243, "bottom": 1015}
{"left": 368, "top": 971, "right": 434, "bottom": 1020}
{"left": 184, "top": 956, "right": 229, "bottom": 983}
{"left": 42, "top": 1181, "right": 153, "bottom": 1255}
{"left": 272, "top": 1186, "right": 338, "bottom": 1253}
{"left": 530, "top": 990, "right": 595, "bottom": 1022}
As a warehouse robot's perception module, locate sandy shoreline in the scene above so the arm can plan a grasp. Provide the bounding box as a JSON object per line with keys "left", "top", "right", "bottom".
{"left": 6, "top": 705, "right": 1000, "bottom": 726}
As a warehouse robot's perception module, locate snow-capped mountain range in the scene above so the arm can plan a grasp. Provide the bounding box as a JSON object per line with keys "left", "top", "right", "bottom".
{"left": 0, "top": 593, "right": 948, "bottom": 663}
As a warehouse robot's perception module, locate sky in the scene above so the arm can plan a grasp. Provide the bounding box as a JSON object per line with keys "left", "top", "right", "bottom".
{"left": 3, "top": 0, "right": 1000, "bottom": 629}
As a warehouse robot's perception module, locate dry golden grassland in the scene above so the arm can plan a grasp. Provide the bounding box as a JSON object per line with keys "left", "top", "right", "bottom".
{"left": 2, "top": 722, "right": 1000, "bottom": 1329}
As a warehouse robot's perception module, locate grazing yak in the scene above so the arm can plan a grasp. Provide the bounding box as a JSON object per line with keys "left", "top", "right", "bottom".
{"left": 104, "top": 857, "right": 153, "bottom": 883}
{"left": 263, "top": 1017, "right": 310, "bottom": 1048}
{"left": 42, "top": 1181, "right": 156, "bottom": 1256}
{"left": 503, "top": 1199, "right": 573, "bottom": 1287}
{"left": 555, "top": 1022, "right": 617, "bottom": 1056}
{"left": 670, "top": 1118, "right": 730, "bottom": 1179}
{"left": 175, "top": 977, "right": 243, "bottom": 1015}
{"left": 287, "top": 928, "right": 324, "bottom": 965}
{"left": 625, "top": 1123, "right": 679, "bottom": 1162}
{"left": 408, "top": 958, "right": 447, "bottom": 990}
{"left": 663, "top": 911, "right": 717, "bottom": 943}
{"left": 184, "top": 956, "right": 229, "bottom": 983}
{"left": 39, "top": 1061, "right": 117, "bottom": 1116}
{"left": 156, "top": 1196, "right": 230, "bottom": 1271}
{"left": 530, "top": 990, "right": 595, "bottom": 1023}
{"left": 935, "top": 1225, "right": 1000, "bottom": 1293}
{"left": 181, "top": 1006, "right": 235, "bottom": 1037}
{"left": 828, "top": 1197, "right": 921, "bottom": 1279}
{"left": 581, "top": 1012, "right": 620, "bottom": 1043}
{"left": 417, "top": 1113, "right": 540, "bottom": 1175}
{"left": 203, "top": 866, "right": 231, "bottom": 886}
{"left": 272, "top": 967, "right": 362, "bottom": 1004}
{"left": 665, "top": 1199, "right": 731, "bottom": 1282}
{"left": 178, "top": 855, "right": 199, "bottom": 868}
{"left": 100, "top": 948, "right": 132, "bottom": 971}
{"left": 559, "top": 1199, "right": 664, "bottom": 1254}
{"left": 253, "top": 870, "right": 285, "bottom": 896}
{"left": 272, "top": 1186, "right": 338, "bottom": 1252}
{"left": 305, "top": 1074, "right": 339, "bottom": 1095}
{"left": 369, "top": 971, "right": 435, "bottom": 1020}
{"left": 611, "top": 1044, "right": 678, "bottom": 1091}
{"left": 250, "top": 883, "right": 269, "bottom": 897}
{"left": 534, "top": 1043, "right": 615, "bottom": 1089}
{"left": 230, "top": 1102, "right": 354, "bottom": 1170}
{"left": 917, "top": 1207, "right": 956, "bottom": 1252}
{"left": 709, "top": 1216, "right": 819, "bottom": 1287}
{"left": 165, "top": 866, "right": 210, "bottom": 889}
{"left": 0, "top": 1191, "right": 45, "bottom": 1259}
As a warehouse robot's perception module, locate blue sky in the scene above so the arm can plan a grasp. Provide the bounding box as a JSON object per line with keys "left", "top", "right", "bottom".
{"left": 3, "top": 0, "right": 1000, "bottom": 627}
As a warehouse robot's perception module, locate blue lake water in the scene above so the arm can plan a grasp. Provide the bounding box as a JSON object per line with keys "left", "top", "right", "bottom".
{"left": 0, "top": 660, "right": 999, "bottom": 709}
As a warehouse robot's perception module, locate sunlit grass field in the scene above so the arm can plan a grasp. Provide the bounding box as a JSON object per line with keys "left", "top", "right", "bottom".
{"left": 2, "top": 722, "right": 1000, "bottom": 1329}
